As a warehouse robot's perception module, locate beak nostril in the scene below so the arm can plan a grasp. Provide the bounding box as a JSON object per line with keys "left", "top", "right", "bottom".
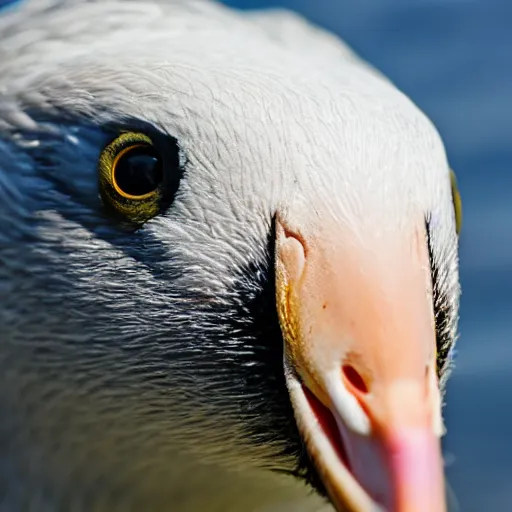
{"left": 342, "top": 364, "right": 369, "bottom": 394}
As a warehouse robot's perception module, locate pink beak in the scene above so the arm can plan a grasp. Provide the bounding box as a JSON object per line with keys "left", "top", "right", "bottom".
{"left": 275, "top": 215, "right": 446, "bottom": 512}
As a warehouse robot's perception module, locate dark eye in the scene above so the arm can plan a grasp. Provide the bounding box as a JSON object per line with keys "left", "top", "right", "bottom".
{"left": 98, "top": 132, "right": 183, "bottom": 223}
{"left": 113, "top": 145, "right": 163, "bottom": 198}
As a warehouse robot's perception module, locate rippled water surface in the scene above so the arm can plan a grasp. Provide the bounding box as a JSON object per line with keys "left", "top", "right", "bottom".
{"left": 2, "top": 0, "right": 511, "bottom": 510}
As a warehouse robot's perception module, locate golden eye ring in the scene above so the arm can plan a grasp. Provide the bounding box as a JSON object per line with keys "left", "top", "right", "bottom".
{"left": 110, "top": 143, "right": 161, "bottom": 201}
{"left": 99, "top": 132, "right": 164, "bottom": 223}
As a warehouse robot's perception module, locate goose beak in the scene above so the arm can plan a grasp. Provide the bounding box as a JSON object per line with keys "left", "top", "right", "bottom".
{"left": 275, "top": 216, "right": 446, "bottom": 512}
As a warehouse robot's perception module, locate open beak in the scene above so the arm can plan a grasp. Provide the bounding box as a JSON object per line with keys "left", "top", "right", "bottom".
{"left": 275, "top": 216, "right": 446, "bottom": 512}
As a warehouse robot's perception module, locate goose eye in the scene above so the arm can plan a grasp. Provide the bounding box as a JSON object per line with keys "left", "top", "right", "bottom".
{"left": 99, "top": 132, "right": 183, "bottom": 223}
{"left": 450, "top": 170, "right": 462, "bottom": 236}
{"left": 113, "top": 144, "right": 163, "bottom": 198}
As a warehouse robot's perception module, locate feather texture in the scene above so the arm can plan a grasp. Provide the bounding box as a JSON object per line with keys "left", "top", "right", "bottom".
{"left": 0, "top": 1, "right": 459, "bottom": 510}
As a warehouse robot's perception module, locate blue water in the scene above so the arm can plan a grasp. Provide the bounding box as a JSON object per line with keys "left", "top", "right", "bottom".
{"left": 2, "top": 0, "right": 511, "bottom": 510}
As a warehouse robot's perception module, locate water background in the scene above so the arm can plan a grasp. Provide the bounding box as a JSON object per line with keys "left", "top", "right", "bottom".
{"left": 1, "top": 0, "right": 511, "bottom": 510}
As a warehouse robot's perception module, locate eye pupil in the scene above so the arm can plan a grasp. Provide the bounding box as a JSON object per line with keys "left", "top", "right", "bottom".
{"left": 114, "top": 145, "right": 163, "bottom": 197}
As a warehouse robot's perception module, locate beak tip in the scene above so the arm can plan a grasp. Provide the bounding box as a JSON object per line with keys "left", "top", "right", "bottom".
{"left": 384, "top": 428, "right": 446, "bottom": 512}
{"left": 290, "top": 373, "right": 447, "bottom": 512}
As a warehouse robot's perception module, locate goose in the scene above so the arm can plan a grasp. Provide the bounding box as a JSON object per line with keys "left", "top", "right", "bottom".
{"left": 0, "top": 1, "right": 462, "bottom": 511}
